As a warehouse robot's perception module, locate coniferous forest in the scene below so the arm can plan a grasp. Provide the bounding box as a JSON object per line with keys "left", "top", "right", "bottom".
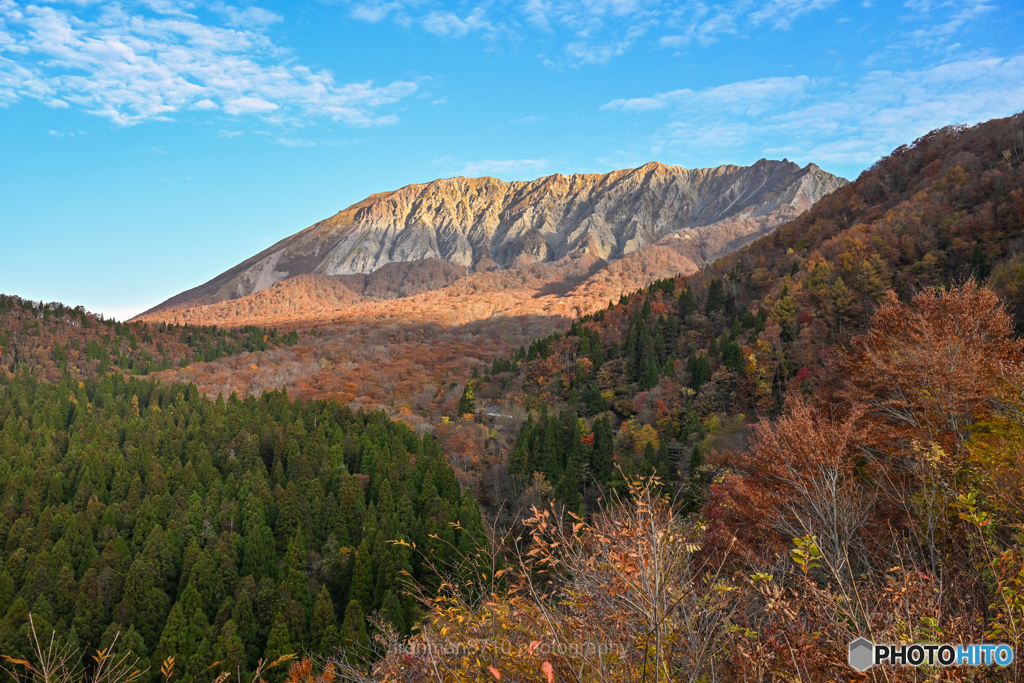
{"left": 0, "top": 371, "right": 485, "bottom": 681}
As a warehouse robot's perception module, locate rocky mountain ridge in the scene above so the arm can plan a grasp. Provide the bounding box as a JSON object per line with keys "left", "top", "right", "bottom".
{"left": 144, "top": 160, "right": 846, "bottom": 315}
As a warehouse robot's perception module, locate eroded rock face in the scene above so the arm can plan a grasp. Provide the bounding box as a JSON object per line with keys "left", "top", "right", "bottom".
{"left": 145, "top": 160, "right": 846, "bottom": 313}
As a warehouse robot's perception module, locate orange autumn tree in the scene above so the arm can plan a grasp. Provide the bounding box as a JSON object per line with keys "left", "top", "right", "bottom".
{"left": 704, "top": 281, "right": 1024, "bottom": 679}
{"left": 708, "top": 397, "right": 869, "bottom": 582}
{"left": 367, "top": 476, "right": 736, "bottom": 683}
{"left": 840, "top": 281, "right": 1024, "bottom": 456}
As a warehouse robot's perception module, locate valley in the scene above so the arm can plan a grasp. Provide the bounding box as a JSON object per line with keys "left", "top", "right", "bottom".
{"left": 3, "top": 113, "right": 1024, "bottom": 681}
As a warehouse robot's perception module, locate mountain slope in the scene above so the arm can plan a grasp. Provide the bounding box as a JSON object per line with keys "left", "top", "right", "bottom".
{"left": 478, "top": 110, "right": 1024, "bottom": 512}
{"left": 144, "top": 160, "right": 846, "bottom": 314}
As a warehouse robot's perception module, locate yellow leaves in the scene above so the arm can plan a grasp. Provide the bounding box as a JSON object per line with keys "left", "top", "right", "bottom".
{"left": 790, "top": 535, "right": 822, "bottom": 575}
{"left": 1, "top": 657, "right": 32, "bottom": 667}
{"left": 268, "top": 654, "right": 298, "bottom": 669}
{"left": 160, "top": 657, "right": 175, "bottom": 681}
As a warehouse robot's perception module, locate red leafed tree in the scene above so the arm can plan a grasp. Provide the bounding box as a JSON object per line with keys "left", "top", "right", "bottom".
{"left": 708, "top": 396, "right": 868, "bottom": 579}
{"left": 837, "top": 281, "right": 1023, "bottom": 457}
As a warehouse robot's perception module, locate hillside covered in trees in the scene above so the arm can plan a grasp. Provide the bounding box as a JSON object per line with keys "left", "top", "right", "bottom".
{"left": 0, "top": 371, "right": 485, "bottom": 680}
{"left": 2, "top": 112, "right": 1023, "bottom": 683}
{"left": 465, "top": 111, "right": 1024, "bottom": 516}
{"left": 0, "top": 295, "right": 299, "bottom": 380}
{"left": 356, "top": 115, "right": 1024, "bottom": 681}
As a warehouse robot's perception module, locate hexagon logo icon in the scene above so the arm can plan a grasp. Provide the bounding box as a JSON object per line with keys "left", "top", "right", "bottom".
{"left": 848, "top": 638, "right": 874, "bottom": 672}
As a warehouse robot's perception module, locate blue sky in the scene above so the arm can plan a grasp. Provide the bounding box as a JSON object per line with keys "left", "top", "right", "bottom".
{"left": 1, "top": 0, "right": 1022, "bottom": 318}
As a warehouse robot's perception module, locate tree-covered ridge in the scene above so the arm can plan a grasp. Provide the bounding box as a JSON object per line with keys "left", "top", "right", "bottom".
{"left": 466, "top": 112, "right": 1024, "bottom": 514}
{"left": 0, "top": 371, "right": 485, "bottom": 680}
{"left": 0, "top": 295, "right": 299, "bottom": 380}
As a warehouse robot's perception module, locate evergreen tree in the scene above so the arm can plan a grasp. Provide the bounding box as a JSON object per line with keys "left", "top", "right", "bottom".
{"left": 116, "top": 626, "right": 151, "bottom": 683}
{"left": 678, "top": 286, "right": 697, "bottom": 318}
{"left": 183, "top": 609, "right": 215, "bottom": 681}
{"left": 683, "top": 443, "right": 705, "bottom": 513}
{"left": 310, "top": 585, "right": 339, "bottom": 654}
{"left": 153, "top": 601, "right": 191, "bottom": 669}
{"left": 640, "top": 356, "right": 661, "bottom": 390}
{"left": 456, "top": 494, "right": 488, "bottom": 559}
{"left": 558, "top": 458, "right": 582, "bottom": 510}
{"left": 457, "top": 381, "right": 475, "bottom": 417}
{"left": 641, "top": 441, "right": 657, "bottom": 477}
{"left": 688, "top": 353, "right": 712, "bottom": 391}
{"left": 231, "top": 583, "right": 261, "bottom": 668}
{"left": 656, "top": 439, "right": 672, "bottom": 481}
{"left": 532, "top": 415, "right": 562, "bottom": 481}
{"left": 279, "top": 535, "right": 311, "bottom": 612}
{"left": 116, "top": 558, "right": 170, "bottom": 650}
{"left": 590, "top": 417, "right": 615, "bottom": 483}
{"left": 338, "top": 600, "right": 369, "bottom": 665}
{"left": 970, "top": 243, "right": 991, "bottom": 280}
{"left": 379, "top": 588, "right": 407, "bottom": 635}
{"left": 705, "top": 278, "right": 726, "bottom": 315}
{"left": 262, "top": 612, "right": 296, "bottom": 681}
{"left": 350, "top": 539, "right": 374, "bottom": 610}
{"left": 214, "top": 620, "right": 247, "bottom": 681}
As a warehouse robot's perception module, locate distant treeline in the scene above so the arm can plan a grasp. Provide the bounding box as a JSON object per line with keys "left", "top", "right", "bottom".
{"left": 0, "top": 294, "right": 298, "bottom": 377}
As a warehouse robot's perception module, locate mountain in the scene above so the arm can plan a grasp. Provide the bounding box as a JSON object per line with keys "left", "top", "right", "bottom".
{"left": 144, "top": 160, "right": 846, "bottom": 315}
{"left": 481, "top": 110, "right": 1024, "bottom": 513}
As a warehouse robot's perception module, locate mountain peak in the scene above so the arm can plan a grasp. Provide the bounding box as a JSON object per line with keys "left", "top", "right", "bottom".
{"left": 141, "top": 159, "right": 847, "bottom": 316}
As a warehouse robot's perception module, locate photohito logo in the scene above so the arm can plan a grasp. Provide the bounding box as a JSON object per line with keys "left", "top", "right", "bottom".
{"left": 848, "top": 638, "right": 1015, "bottom": 672}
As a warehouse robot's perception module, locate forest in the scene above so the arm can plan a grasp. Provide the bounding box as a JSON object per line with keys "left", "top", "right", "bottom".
{"left": 0, "top": 295, "right": 298, "bottom": 380}
{"left": 0, "top": 112, "right": 1023, "bottom": 682}
{"left": 462, "top": 111, "right": 1024, "bottom": 518}
{"left": 359, "top": 113, "right": 1024, "bottom": 681}
{"left": 0, "top": 371, "right": 485, "bottom": 682}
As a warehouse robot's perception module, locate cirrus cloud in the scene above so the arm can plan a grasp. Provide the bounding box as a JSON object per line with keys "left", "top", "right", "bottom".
{"left": 602, "top": 55, "right": 1024, "bottom": 172}
{"left": 0, "top": 0, "right": 417, "bottom": 126}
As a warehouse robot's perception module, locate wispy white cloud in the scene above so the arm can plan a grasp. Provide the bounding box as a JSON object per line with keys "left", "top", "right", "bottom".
{"left": 420, "top": 7, "right": 494, "bottom": 37}
{"left": 137, "top": 0, "right": 195, "bottom": 17}
{"left": 458, "top": 158, "right": 549, "bottom": 177}
{"left": 604, "top": 56, "right": 1024, "bottom": 168}
{"left": 602, "top": 76, "right": 811, "bottom": 115}
{"left": 0, "top": 1, "right": 417, "bottom": 126}
{"left": 901, "top": 0, "right": 996, "bottom": 51}
{"left": 340, "top": 0, "right": 918, "bottom": 68}
{"left": 433, "top": 156, "right": 550, "bottom": 178}
{"left": 349, "top": 2, "right": 392, "bottom": 22}
{"left": 211, "top": 3, "right": 283, "bottom": 28}
{"left": 749, "top": 0, "right": 840, "bottom": 30}
{"left": 348, "top": 1, "right": 508, "bottom": 40}
{"left": 658, "top": 8, "right": 738, "bottom": 48}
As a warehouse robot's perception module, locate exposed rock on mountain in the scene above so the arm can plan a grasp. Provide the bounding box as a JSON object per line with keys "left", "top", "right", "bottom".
{"left": 144, "top": 160, "right": 846, "bottom": 315}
